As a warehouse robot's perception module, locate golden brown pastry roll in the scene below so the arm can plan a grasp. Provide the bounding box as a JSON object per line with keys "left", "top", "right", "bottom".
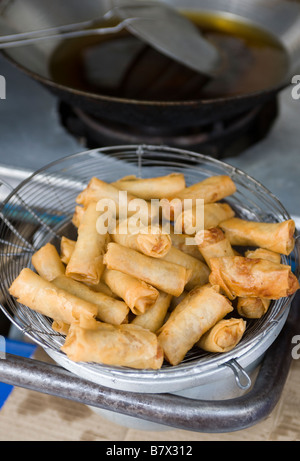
{"left": 220, "top": 217, "right": 295, "bottom": 256}
{"left": 75, "top": 176, "right": 155, "bottom": 224}
{"left": 245, "top": 248, "right": 281, "bottom": 264}
{"left": 112, "top": 173, "right": 186, "bottom": 200}
{"left": 52, "top": 275, "right": 129, "bottom": 325}
{"left": 61, "top": 322, "right": 164, "bottom": 370}
{"left": 236, "top": 248, "right": 282, "bottom": 319}
{"left": 103, "top": 242, "right": 190, "bottom": 297}
{"left": 9, "top": 268, "right": 98, "bottom": 329}
{"left": 174, "top": 202, "right": 235, "bottom": 235}
{"left": 60, "top": 237, "right": 118, "bottom": 298}
{"left": 65, "top": 202, "right": 107, "bottom": 285}
{"left": 102, "top": 268, "right": 159, "bottom": 315}
{"left": 203, "top": 202, "right": 235, "bottom": 229}
{"left": 157, "top": 284, "right": 233, "bottom": 365}
{"left": 209, "top": 256, "right": 299, "bottom": 300}
{"left": 52, "top": 320, "right": 70, "bottom": 335}
{"left": 60, "top": 237, "right": 76, "bottom": 265}
{"left": 87, "top": 279, "right": 118, "bottom": 298}
{"left": 169, "top": 290, "right": 188, "bottom": 311}
{"left": 197, "top": 318, "right": 246, "bottom": 353}
{"left": 169, "top": 229, "right": 204, "bottom": 261}
{"left": 110, "top": 222, "right": 171, "bottom": 258}
{"left": 72, "top": 205, "right": 85, "bottom": 228}
{"left": 131, "top": 291, "right": 172, "bottom": 332}
{"left": 162, "top": 175, "right": 236, "bottom": 221}
{"left": 76, "top": 177, "right": 121, "bottom": 208}
{"left": 31, "top": 243, "right": 65, "bottom": 281}
{"left": 236, "top": 297, "right": 271, "bottom": 319}
{"left": 161, "top": 246, "right": 210, "bottom": 291}
{"left": 196, "top": 227, "right": 235, "bottom": 268}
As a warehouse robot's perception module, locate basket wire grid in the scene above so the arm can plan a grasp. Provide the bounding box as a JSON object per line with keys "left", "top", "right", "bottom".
{"left": 0, "top": 144, "right": 299, "bottom": 384}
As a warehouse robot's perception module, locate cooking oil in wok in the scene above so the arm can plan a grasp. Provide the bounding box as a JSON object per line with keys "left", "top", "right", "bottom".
{"left": 49, "top": 11, "right": 289, "bottom": 101}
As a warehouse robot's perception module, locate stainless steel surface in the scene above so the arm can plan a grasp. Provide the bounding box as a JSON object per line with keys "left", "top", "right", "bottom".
{"left": 0, "top": 0, "right": 220, "bottom": 76}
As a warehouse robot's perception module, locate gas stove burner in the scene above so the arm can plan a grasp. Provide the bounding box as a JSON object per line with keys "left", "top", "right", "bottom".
{"left": 58, "top": 98, "right": 278, "bottom": 159}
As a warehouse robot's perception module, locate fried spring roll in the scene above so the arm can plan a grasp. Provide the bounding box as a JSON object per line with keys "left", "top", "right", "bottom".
{"left": 110, "top": 222, "right": 171, "bottom": 258}
{"left": 76, "top": 177, "right": 120, "bottom": 207}
{"left": 87, "top": 280, "right": 118, "bottom": 298}
{"left": 72, "top": 205, "right": 85, "bottom": 228}
{"left": 203, "top": 202, "right": 235, "bottom": 229}
{"left": 161, "top": 246, "right": 210, "bottom": 291}
{"left": 169, "top": 290, "right": 188, "bottom": 311}
{"left": 104, "top": 242, "right": 190, "bottom": 297}
{"left": 59, "top": 237, "right": 116, "bottom": 297}
{"left": 31, "top": 243, "right": 65, "bottom": 281}
{"left": 162, "top": 175, "right": 236, "bottom": 221}
{"left": 209, "top": 256, "right": 299, "bottom": 300}
{"left": 52, "top": 320, "right": 70, "bottom": 335}
{"left": 157, "top": 284, "right": 233, "bottom": 365}
{"left": 60, "top": 237, "right": 76, "bottom": 264}
{"left": 236, "top": 248, "right": 282, "bottom": 318}
{"left": 102, "top": 268, "right": 159, "bottom": 315}
{"left": 52, "top": 275, "right": 129, "bottom": 325}
{"left": 61, "top": 322, "right": 164, "bottom": 370}
{"left": 131, "top": 291, "right": 172, "bottom": 332}
{"left": 9, "top": 268, "right": 98, "bottom": 329}
{"left": 197, "top": 318, "right": 246, "bottom": 353}
{"left": 65, "top": 202, "right": 107, "bottom": 285}
{"left": 112, "top": 173, "right": 186, "bottom": 200}
{"left": 169, "top": 230, "right": 204, "bottom": 261}
{"left": 174, "top": 202, "right": 235, "bottom": 235}
{"left": 220, "top": 217, "right": 295, "bottom": 256}
{"left": 196, "top": 227, "right": 235, "bottom": 268}
{"left": 236, "top": 297, "right": 271, "bottom": 319}
{"left": 245, "top": 248, "right": 281, "bottom": 264}
{"left": 76, "top": 176, "right": 155, "bottom": 224}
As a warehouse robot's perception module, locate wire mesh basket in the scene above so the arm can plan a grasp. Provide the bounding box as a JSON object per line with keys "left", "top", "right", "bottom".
{"left": 0, "top": 144, "right": 299, "bottom": 393}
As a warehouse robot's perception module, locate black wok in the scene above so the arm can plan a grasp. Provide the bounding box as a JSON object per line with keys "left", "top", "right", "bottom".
{"left": 1, "top": 0, "right": 300, "bottom": 129}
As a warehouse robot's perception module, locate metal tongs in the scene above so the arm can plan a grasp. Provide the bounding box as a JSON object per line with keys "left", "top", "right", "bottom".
{"left": 0, "top": 0, "right": 221, "bottom": 77}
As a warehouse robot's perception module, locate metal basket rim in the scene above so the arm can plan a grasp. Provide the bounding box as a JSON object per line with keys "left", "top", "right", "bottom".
{"left": 0, "top": 144, "right": 298, "bottom": 384}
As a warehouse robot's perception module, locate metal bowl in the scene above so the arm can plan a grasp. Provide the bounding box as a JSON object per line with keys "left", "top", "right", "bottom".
{"left": 0, "top": 144, "right": 299, "bottom": 395}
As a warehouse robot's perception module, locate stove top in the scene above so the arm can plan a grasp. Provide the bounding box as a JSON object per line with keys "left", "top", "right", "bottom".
{"left": 0, "top": 54, "right": 299, "bottom": 219}
{"left": 58, "top": 98, "right": 279, "bottom": 159}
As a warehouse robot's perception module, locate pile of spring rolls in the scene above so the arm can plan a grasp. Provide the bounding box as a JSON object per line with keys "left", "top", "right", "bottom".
{"left": 9, "top": 172, "right": 299, "bottom": 369}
